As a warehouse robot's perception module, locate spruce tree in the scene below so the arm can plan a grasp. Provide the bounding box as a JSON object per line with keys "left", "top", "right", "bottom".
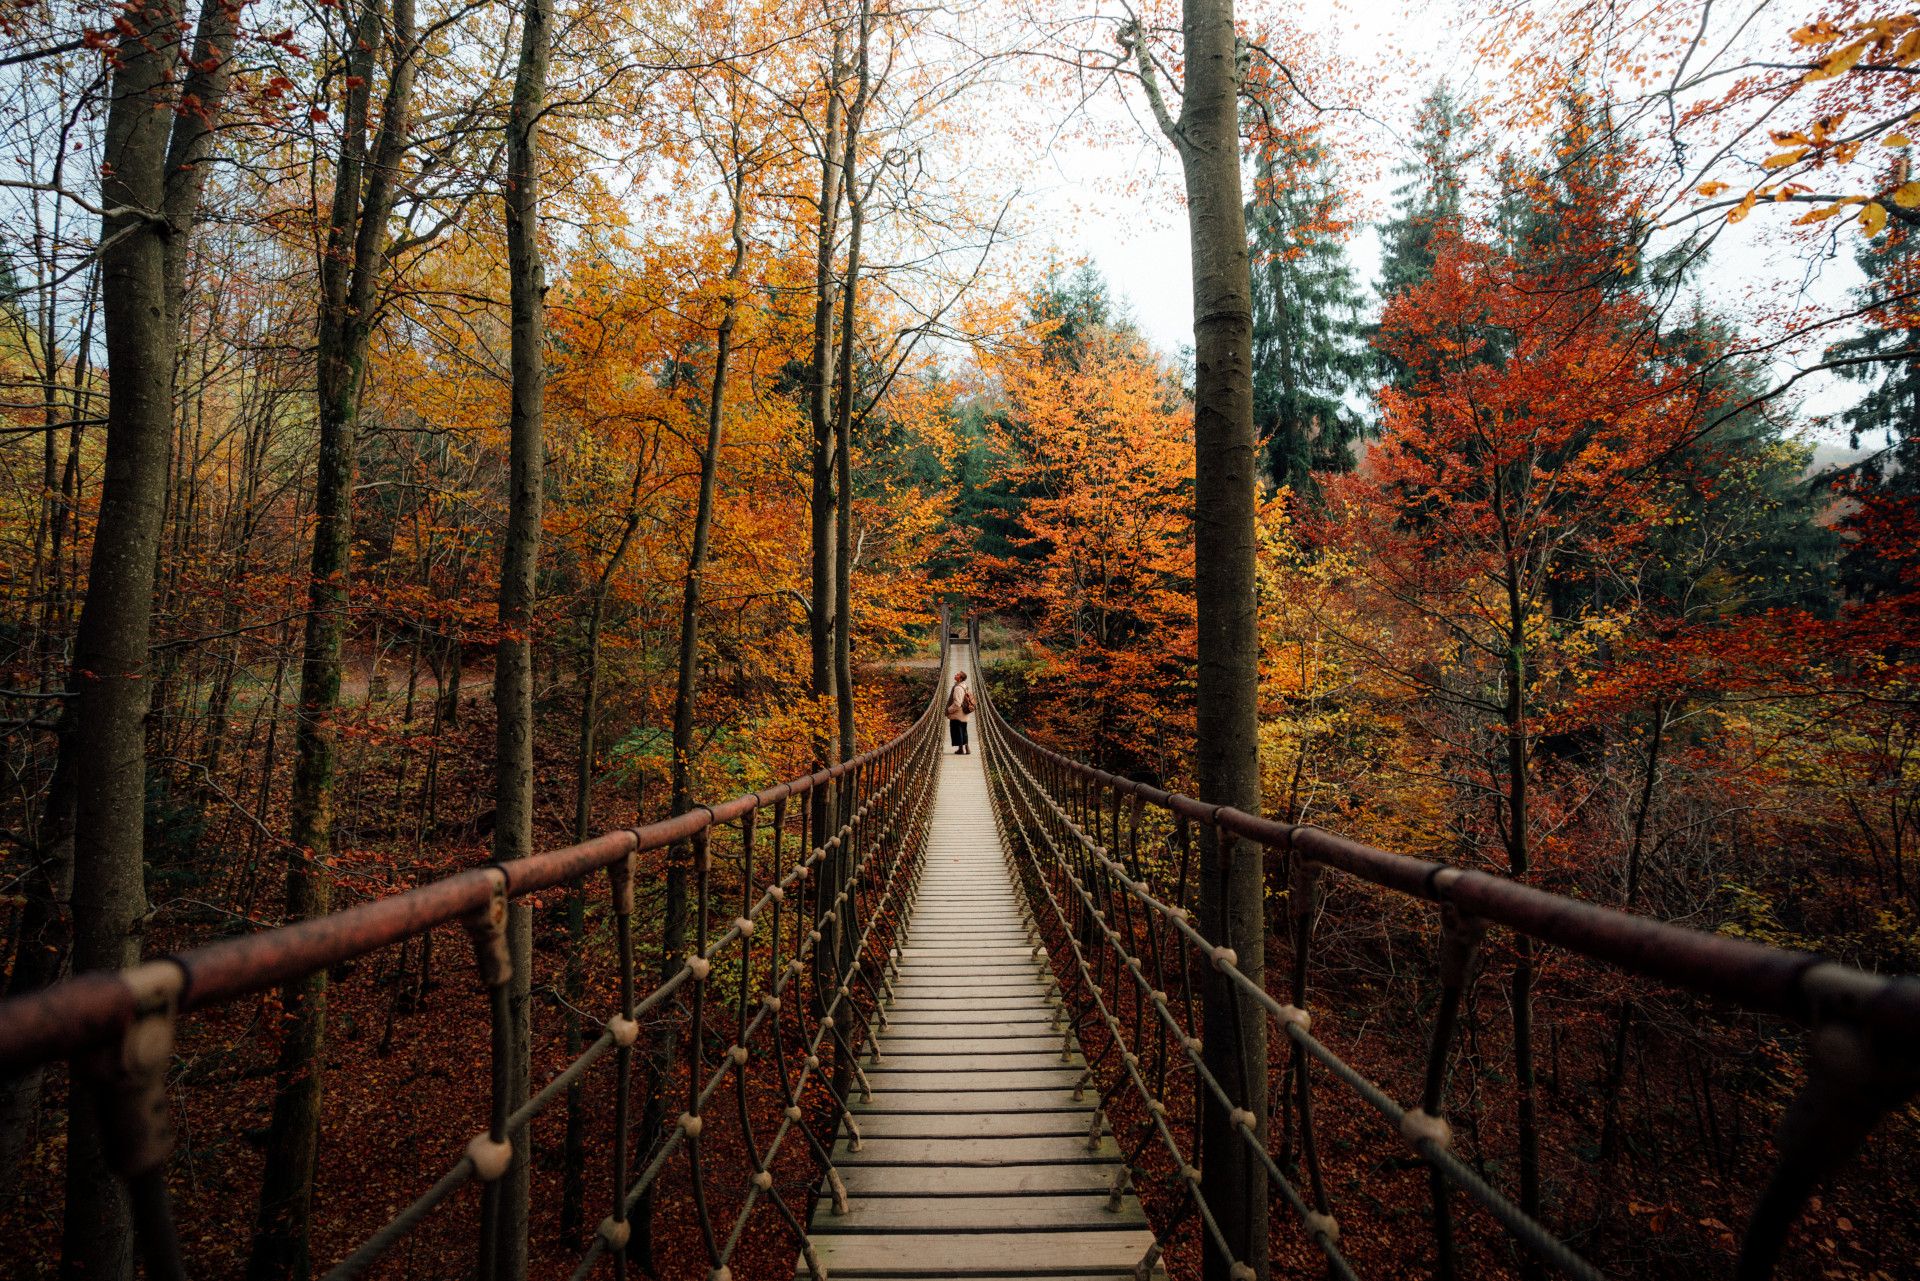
{"left": 1244, "top": 125, "right": 1366, "bottom": 495}
{"left": 1378, "top": 83, "right": 1473, "bottom": 306}
{"left": 1829, "top": 194, "right": 1920, "bottom": 599}
{"left": 1646, "top": 313, "right": 1838, "bottom": 618}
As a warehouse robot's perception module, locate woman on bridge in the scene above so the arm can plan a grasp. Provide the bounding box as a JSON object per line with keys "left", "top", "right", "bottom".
{"left": 946, "top": 671, "right": 975, "bottom": 754}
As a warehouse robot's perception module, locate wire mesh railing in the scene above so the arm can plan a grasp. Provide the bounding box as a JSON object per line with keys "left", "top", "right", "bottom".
{"left": 0, "top": 639, "right": 951, "bottom": 1281}
{"left": 973, "top": 661, "right": 1920, "bottom": 1281}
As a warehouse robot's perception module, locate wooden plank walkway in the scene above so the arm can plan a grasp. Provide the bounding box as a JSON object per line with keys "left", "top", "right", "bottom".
{"left": 803, "top": 673, "right": 1163, "bottom": 1278}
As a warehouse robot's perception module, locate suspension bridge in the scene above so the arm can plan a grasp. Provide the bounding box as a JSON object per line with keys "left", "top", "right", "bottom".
{"left": 0, "top": 608, "right": 1915, "bottom": 1280}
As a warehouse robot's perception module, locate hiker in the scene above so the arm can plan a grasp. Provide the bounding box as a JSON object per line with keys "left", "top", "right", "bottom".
{"left": 946, "top": 670, "right": 975, "bottom": 754}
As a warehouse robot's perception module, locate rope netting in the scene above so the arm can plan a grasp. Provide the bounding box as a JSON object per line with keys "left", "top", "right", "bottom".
{"left": 972, "top": 656, "right": 1920, "bottom": 1281}
{"left": 5, "top": 612, "right": 1917, "bottom": 1281}
{"left": 0, "top": 644, "right": 952, "bottom": 1281}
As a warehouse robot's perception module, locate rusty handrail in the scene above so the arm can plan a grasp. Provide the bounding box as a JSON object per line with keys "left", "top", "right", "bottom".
{"left": 1013, "top": 740, "right": 1920, "bottom": 1046}
{"left": 0, "top": 735, "right": 925, "bottom": 1074}
{"left": 0, "top": 611, "right": 960, "bottom": 1281}
{"left": 975, "top": 647, "right": 1920, "bottom": 1280}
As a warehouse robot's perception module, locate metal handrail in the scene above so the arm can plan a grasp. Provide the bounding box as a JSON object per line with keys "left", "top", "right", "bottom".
{"left": 973, "top": 645, "right": 1919, "bottom": 1280}
{"left": 0, "top": 618, "right": 957, "bottom": 1280}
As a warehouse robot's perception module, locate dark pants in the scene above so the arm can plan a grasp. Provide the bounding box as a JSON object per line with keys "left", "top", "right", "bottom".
{"left": 949, "top": 719, "right": 969, "bottom": 748}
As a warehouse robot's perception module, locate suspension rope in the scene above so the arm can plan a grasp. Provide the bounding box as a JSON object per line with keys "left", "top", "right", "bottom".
{"left": 0, "top": 661, "right": 950, "bottom": 1281}
{"left": 972, "top": 650, "right": 1919, "bottom": 1281}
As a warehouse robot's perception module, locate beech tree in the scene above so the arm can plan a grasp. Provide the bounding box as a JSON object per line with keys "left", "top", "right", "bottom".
{"left": 51, "top": 0, "right": 239, "bottom": 1272}
{"left": 249, "top": 2, "right": 420, "bottom": 1272}
{"left": 482, "top": 0, "right": 552, "bottom": 1270}
{"left": 982, "top": 310, "right": 1196, "bottom": 780}
{"left": 1123, "top": 1, "right": 1268, "bottom": 1270}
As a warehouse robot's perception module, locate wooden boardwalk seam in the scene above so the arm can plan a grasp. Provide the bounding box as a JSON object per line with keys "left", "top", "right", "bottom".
{"left": 802, "top": 660, "right": 1164, "bottom": 1279}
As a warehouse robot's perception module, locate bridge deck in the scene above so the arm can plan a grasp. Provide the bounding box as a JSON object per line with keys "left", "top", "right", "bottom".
{"left": 803, "top": 726, "right": 1162, "bottom": 1278}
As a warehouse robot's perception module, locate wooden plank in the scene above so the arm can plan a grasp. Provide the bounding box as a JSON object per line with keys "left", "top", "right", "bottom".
{"left": 872, "top": 1052, "right": 1079, "bottom": 1071}
{"left": 880, "top": 1014, "right": 1056, "bottom": 1031}
{"left": 879, "top": 1027, "right": 1056, "bottom": 1043}
{"left": 807, "top": 1194, "right": 1147, "bottom": 1233}
{"left": 883, "top": 990, "right": 1052, "bottom": 998}
{"left": 894, "top": 941, "right": 1036, "bottom": 952}
{"left": 805, "top": 1229, "right": 1157, "bottom": 1275}
{"left": 907, "top": 928, "right": 1027, "bottom": 935}
{"left": 907, "top": 921, "right": 1027, "bottom": 928}
{"left": 908, "top": 926, "right": 1029, "bottom": 934}
{"left": 832, "top": 1135, "right": 1124, "bottom": 1165}
{"left": 876, "top": 1036, "right": 1064, "bottom": 1055}
{"left": 894, "top": 961, "right": 1031, "bottom": 971}
{"left": 834, "top": 1163, "right": 1116, "bottom": 1197}
{"left": 905, "top": 938, "right": 1032, "bottom": 947}
{"left": 852, "top": 1111, "right": 1095, "bottom": 1139}
{"left": 884, "top": 999, "right": 1055, "bottom": 1013}
{"left": 800, "top": 1274, "right": 1147, "bottom": 1281}
{"left": 853, "top": 1090, "right": 1089, "bottom": 1114}
{"left": 862, "top": 1068, "right": 1085, "bottom": 1092}
{"left": 884, "top": 999, "right": 1052, "bottom": 1013}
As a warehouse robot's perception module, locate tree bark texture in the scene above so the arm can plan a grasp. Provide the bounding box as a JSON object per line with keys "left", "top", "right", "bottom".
{"left": 831, "top": 28, "right": 869, "bottom": 765}
{"left": 61, "top": 0, "right": 192, "bottom": 1272}
{"left": 1129, "top": 3, "right": 1267, "bottom": 1274}
{"left": 482, "top": 0, "right": 550, "bottom": 1271}
{"left": 248, "top": 1, "right": 416, "bottom": 1274}
{"left": 808, "top": 29, "right": 846, "bottom": 808}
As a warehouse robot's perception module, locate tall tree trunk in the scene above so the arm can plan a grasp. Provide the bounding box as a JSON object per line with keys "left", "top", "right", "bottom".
{"left": 248, "top": 2, "right": 417, "bottom": 1274}
{"left": 636, "top": 142, "right": 752, "bottom": 1269}
{"left": 1127, "top": 8, "right": 1266, "bottom": 1276}
{"left": 483, "top": 0, "right": 550, "bottom": 1271}
{"left": 1501, "top": 565, "right": 1541, "bottom": 1238}
{"left": 59, "top": 0, "right": 236, "bottom": 1267}
{"left": 1600, "top": 698, "right": 1667, "bottom": 1162}
{"left": 669, "top": 164, "right": 747, "bottom": 845}
{"left": 562, "top": 466, "right": 645, "bottom": 1244}
{"left": 808, "top": 29, "right": 846, "bottom": 810}
{"left": 831, "top": 11, "right": 870, "bottom": 766}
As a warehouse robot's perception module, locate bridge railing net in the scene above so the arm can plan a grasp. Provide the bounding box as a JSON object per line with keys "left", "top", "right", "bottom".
{"left": 973, "top": 669, "right": 1919, "bottom": 1281}
{"left": 0, "top": 668, "right": 947, "bottom": 1281}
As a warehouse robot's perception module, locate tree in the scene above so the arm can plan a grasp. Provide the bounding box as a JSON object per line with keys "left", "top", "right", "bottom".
{"left": 945, "top": 268, "right": 1118, "bottom": 578}
{"left": 806, "top": 16, "right": 847, "bottom": 793}
{"left": 1378, "top": 84, "right": 1475, "bottom": 309}
{"left": 1123, "top": 5, "right": 1267, "bottom": 1271}
{"left": 1326, "top": 212, "right": 1710, "bottom": 1231}
{"left": 983, "top": 315, "right": 1196, "bottom": 780}
{"left": 483, "top": 0, "right": 551, "bottom": 1270}
{"left": 1830, "top": 189, "right": 1920, "bottom": 601}
{"left": 249, "top": 2, "right": 420, "bottom": 1272}
{"left": 1244, "top": 118, "right": 1367, "bottom": 496}
{"left": 58, "top": 0, "right": 237, "bottom": 1272}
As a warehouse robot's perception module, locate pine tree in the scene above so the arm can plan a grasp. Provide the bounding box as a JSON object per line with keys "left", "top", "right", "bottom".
{"left": 1829, "top": 184, "right": 1920, "bottom": 599}
{"left": 1244, "top": 125, "right": 1366, "bottom": 495}
{"left": 1031, "top": 263, "right": 1121, "bottom": 366}
{"left": 1377, "top": 83, "right": 1474, "bottom": 306}
{"left": 1643, "top": 314, "right": 1838, "bottom": 619}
